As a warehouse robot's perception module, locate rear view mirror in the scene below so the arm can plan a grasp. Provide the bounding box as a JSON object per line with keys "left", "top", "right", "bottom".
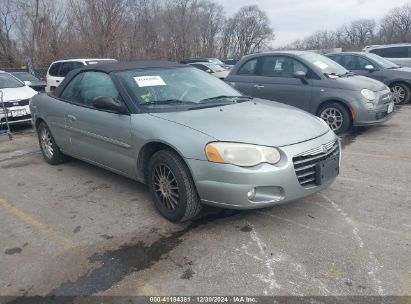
{"left": 364, "top": 65, "right": 375, "bottom": 72}
{"left": 92, "top": 96, "right": 128, "bottom": 114}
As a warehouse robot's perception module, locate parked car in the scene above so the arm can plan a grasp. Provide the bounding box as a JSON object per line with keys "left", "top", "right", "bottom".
{"left": 225, "top": 51, "right": 394, "bottom": 134}
{"left": 30, "top": 61, "right": 340, "bottom": 222}
{"left": 180, "top": 57, "right": 231, "bottom": 69}
{"left": 0, "top": 71, "right": 37, "bottom": 125}
{"left": 222, "top": 58, "right": 240, "bottom": 67}
{"left": 363, "top": 43, "right": 411, "bottom": 68}
{"left": 188, "top": 62, "right": 230, "bottom": 79}
{"left": 327, "top": 52, "right": 411, "bottom": 104}
{"left": 45, "top": 58, "right": 117, "bottom": 92}
{"left": 11, "top": 71, "right": 46, "bottom": 92}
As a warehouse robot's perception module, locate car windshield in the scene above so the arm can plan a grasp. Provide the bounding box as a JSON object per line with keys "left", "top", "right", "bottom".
{"left": 0, "top": 73, "right": 24, "bottom": 89}
{"left": 301, "top": 53, "right": 348, "bottom": 77}
{"left": 117, "top": 67, "right": 244, "bottom": 110}
{"left": 364, "top": 53, "right": 400, "bottom": 69}
{"left": 12, "top": 72, "right": 40, "bottom": 82}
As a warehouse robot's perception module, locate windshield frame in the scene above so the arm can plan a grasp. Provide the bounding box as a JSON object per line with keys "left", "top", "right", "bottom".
{"left": 115, "top": 66, "right": 243, "bottom": 113}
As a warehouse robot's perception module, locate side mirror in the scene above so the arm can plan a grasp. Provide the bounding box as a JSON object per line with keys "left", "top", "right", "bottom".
{"left": 364, "top": 65, "right": 375, "bottom": 72}
{"left": 92, "top": 96, "right": 128, "bottom": 114}
{"left": 206, "top": 69, "right": 212, "bottom": 73}
{"left": 293, "top": 70, "right": 307, "bottom": 79}
{"left": 24, "top": 81, "right": 32, "bottom": 86}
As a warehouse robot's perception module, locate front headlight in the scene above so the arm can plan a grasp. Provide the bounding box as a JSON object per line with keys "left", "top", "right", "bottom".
{"left": 361, "top": 89, "right": 376, "bottom": 101}
{"left": 205, "top": 142, "right": 281, "bottom": 167}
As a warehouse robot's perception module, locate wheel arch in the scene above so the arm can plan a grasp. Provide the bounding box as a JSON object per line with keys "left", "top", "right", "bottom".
{"left": 387, "top": 80, "right": 411, "bottom": 89}
{"left": 137, "top": 141, "right": 194, "bottom": 184}
{"left": 316, "top": 99, "right": 354, "bottom": 122}
{"left": 35, "top": 117, "right": 46, "bottom": 130}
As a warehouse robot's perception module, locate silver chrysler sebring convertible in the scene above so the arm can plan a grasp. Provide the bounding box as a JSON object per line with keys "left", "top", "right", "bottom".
{"left": 30, "top": 61, "right": 341, "bottom": 222}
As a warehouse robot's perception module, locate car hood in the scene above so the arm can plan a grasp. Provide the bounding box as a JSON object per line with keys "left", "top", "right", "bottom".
{"left": 149, "top": 99, "right": 330, "bottom": 147}
{"left": 0, "top": 86, "right": 38, "bottom": 101}
{"left": 327, "top": 75, "right": 386, "bottom": 91}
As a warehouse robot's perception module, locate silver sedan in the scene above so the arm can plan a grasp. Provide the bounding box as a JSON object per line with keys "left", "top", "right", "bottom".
{"left": 30, "top": 61, "right": 341, "bottom": 222}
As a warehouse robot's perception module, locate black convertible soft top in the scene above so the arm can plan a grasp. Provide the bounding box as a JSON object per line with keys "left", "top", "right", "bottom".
{"left": 51, "top": 60, "right": 188, "bottom": 97}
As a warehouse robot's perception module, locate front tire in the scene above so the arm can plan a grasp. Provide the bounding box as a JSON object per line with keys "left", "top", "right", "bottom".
{"left": 37, "top": 122, "right": 67, "bottom": 165}
{"left": 390, "top": 83, "right": 410, "bottom": 105}
{"left": 318, "top": 102, "right": 351, "bottom": 134}
{"left": 147, "top": 150, "right": 202, "bottom": 222}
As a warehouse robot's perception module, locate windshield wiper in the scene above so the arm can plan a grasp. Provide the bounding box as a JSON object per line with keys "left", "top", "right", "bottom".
{"left": 337, "top": 71, "right": 356, "bottom": 77}
{"left": 139, "top": 99, "right": 195, "bottom": 106}
{"left": 199, "top": 95, "right": 253, "bottom": 103}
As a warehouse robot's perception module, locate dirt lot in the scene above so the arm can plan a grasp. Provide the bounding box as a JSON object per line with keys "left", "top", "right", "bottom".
{"left": 0, "top": 106, "right": 410, "bottom": 299}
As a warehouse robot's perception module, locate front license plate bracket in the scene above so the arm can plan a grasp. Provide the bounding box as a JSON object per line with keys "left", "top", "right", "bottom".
{"left": 315, "top": 156, "right": 339, "bottom": 185}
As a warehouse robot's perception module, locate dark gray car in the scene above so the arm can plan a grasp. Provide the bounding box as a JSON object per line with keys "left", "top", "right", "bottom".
{"left": 225, "top": 51, "right": 394, "bottom": 134}
{"left": 327, "top": 52, "right": 411, "bottom": 104}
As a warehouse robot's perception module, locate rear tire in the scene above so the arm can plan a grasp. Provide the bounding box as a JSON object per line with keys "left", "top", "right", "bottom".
{"left": 318, "top": 102, "right": 351, "bottom": 134}
{"left": 147, "top": 149, "right": 202, "bottom": 222}
{"left": 390, "top": 83, "right": 410, "bottom": 104}
{"left": 37, "top": 122, "right": 67, "bottom": 165}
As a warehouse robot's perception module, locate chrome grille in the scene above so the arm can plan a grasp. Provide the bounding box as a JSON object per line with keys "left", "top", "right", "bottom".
{"left": 293, "top": 140, "right": 339, "bottom": 187}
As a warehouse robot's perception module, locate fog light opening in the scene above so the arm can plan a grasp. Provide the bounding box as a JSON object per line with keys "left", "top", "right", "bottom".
{"left": 247, "top": 188, "right": 256, "bottom": 200}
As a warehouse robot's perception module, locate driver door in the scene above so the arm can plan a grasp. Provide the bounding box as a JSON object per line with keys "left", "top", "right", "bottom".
{"left": 60, "top": 71, "right": 135, "bottom": 177}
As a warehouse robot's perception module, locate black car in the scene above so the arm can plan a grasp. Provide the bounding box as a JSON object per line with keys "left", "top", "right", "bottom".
{"left": 327, "top": 52, "right": 411, "bottom": 104}
{"left": 11, "top": 72, "right": 46, "bottom": 92}
{"left": 180, "top": 57, "right": 231, "bottom": 69}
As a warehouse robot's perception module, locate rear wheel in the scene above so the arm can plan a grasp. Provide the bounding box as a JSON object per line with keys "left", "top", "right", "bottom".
{"left": 147, "top": 150, "right": 203, "bottom": 222}
{"left": 390, "top": 83, "right": 410, "bottom": 104}
{"left": 37, "top": 122, "right": 67, "bottom": 165}
{"left": 318, "top": 102, "right": 351, "bottom": 134}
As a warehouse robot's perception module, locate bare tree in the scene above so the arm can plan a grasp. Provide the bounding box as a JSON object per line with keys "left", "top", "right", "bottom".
{"left": 0, "top": 0, "right": 20, "bottom": 66}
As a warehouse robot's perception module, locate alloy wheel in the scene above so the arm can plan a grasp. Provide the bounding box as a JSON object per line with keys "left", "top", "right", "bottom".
{"left": 40, "top": 128, "right": 54, "bottom": 159}
{"left": 153, "top": 163, "right": 180, "bottom": 211}
{"left": 391, "top": 85, "right": 406, "bottom": 104}
{"left": 320, "top": 107, "right": 343, "bottom": 131}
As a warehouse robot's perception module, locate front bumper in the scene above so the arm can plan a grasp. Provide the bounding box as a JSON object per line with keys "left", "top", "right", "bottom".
{"left": 353, "top": 90, "right": 394, "bottom": 126}
{"left": 0, "top": 105, "right": 32, "bottom": 126}
{"left": 186, "top": 131, "right": 339, "bottom": 209}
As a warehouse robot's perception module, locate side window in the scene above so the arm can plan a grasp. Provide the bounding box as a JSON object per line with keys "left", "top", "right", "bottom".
{"left": 238, "top": 58, "right": 257, "bottom": 75}
{"left": 48, "top": 63, "right": 61, "bottom": 77}
{"left": 261, "top": 56, "right": 308, "bottom": 78}
{"left": 60, "top": 62, "right": 73, "bottom": 77}
{"left": 343, "top": 55, "right": 358, "bottom": 70}
{"left": 380, "top": 47, "right": 408, "bottom": 58}
{"left": 408, "top": 47, "right": 411, "bottom": 57}
{"left": 60, "top": 73, "right": 84, "bottom": 101}
{"left": 72, "top": 61, "right": 84, "bottom": 70}
{"left": 60, "top": 72, "right": 119, "bottom": 107}
{"left": 330, "top": 55, "right": 344, "bottom": 66}
{"left": 357, "top": 57, "right": 373, "bottom": 69}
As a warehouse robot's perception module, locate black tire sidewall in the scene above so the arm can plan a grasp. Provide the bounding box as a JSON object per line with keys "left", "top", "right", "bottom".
{"left": 147, "top": 150, "right": 194, "bottom": 222}
{"left": 318, "top": 102, "right": 351, "bottom": 134}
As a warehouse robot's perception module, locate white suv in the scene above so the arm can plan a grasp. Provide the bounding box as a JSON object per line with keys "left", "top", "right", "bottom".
{"left": 45, "top": 58, "right": 117, "bottom": 92}
{"left": 363, "top": 44, "right": 411, "bottom": 67}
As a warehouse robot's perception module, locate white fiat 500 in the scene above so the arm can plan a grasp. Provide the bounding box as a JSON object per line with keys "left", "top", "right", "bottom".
{"left": 0, "top": 71, "right": 38, "bottom": 125}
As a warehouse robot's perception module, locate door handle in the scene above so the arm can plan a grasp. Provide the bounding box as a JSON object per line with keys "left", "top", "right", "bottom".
{"left": 66, "top": 114, "right": 77, "bottom": 122}
{"left": 254, "top": 84, "right": 265, "bottom": 88}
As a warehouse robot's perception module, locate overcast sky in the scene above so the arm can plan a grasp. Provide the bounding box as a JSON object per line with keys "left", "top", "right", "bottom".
{"left": 220, "top": 0, "right": 410, "bottom": 47}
